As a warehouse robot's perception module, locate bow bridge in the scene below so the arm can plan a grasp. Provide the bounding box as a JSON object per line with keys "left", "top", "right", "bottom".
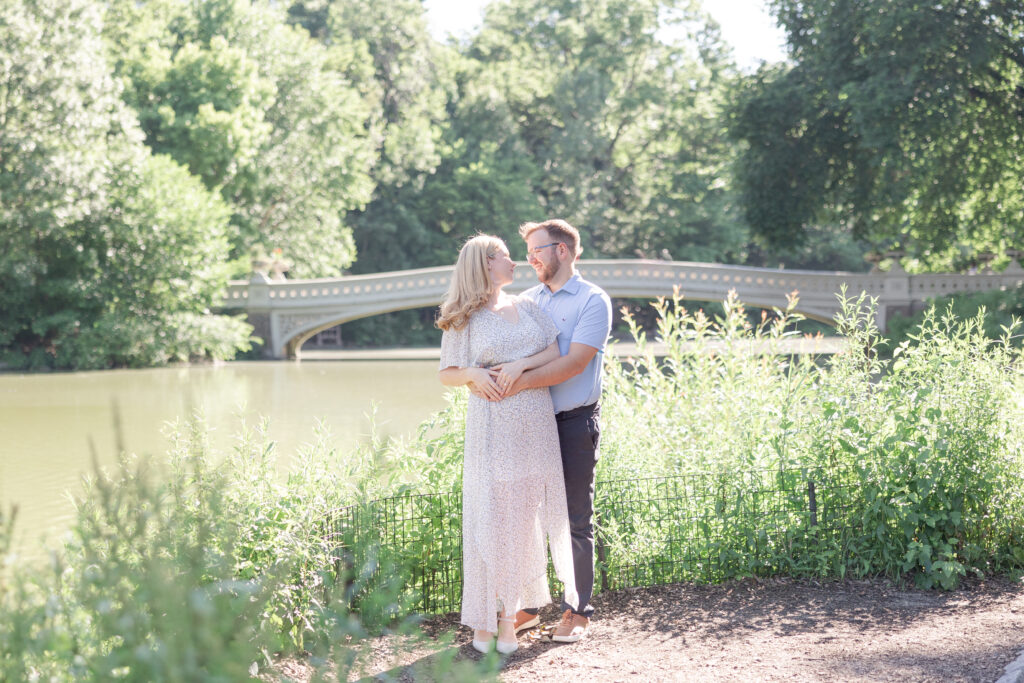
{"left": 221, "top": 259, "right": 1024, "bottom": 359}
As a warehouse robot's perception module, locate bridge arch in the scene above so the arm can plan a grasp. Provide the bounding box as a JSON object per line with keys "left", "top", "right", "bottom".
{"left": 221, "top": 260, "right": 1023, "bottom": 359}
{"left": 277, "top": 302, "right": 442, "bottom": 359}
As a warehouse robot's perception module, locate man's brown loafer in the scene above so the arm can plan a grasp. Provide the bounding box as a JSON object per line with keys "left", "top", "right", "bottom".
{"left": 514, "top": 609, "right": 540, "bottom": 633}
{"left": 551, "top": 609, "right": 589, "bottom": 643}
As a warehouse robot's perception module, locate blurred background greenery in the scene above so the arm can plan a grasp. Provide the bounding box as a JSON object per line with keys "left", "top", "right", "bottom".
{"left": 2, "top": 0, "right": 1022, "bottom": 369}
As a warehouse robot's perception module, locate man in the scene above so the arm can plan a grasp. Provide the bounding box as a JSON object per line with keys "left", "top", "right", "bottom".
{"left": 504, "top": 218, "right": 612, "bottom": 643}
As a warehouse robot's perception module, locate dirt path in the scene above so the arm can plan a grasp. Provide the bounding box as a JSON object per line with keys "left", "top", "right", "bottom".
{"left": 278, "top": 576, "right": 1024, "bottom": 682}
{"left": 502, "top": 577, "right": 1024, "bottom": 682}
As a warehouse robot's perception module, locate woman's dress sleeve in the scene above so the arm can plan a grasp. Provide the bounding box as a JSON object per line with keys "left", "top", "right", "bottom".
{"left": 439, "top": 321, "right": 471, "bottom": 370}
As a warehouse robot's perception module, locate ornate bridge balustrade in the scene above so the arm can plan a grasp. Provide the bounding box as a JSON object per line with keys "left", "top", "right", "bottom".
{"left": 220, "top": 259, "right": 1024, "bottom": 359}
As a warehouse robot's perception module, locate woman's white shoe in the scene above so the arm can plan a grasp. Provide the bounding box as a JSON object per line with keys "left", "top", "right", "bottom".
{"left": 495, "top": 638, "right": 519, "bottom": 655}
{"left": 472, "top": 628, "right": 494, "bottom": 654}
{"left": 496, "top": 616, "right": 519, "bottom": 655}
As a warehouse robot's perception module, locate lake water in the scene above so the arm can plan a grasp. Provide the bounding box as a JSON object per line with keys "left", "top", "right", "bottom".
{"left": 0, "top": 337, "right": 845, "bottom": 560}
{"left": 0, "top": 359, "right": 447, "bottom": 558}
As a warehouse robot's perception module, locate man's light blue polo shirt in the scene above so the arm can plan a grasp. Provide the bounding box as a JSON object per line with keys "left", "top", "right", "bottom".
{"left": 523, "top": 273, "right": 612, "bottom": 414}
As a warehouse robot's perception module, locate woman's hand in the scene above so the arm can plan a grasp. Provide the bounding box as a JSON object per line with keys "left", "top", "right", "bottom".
{"left": 467, "top": 366, "right": 503, "bottom": 401}
{"left": 490, "top": 359, "right": 526, "bottom": 394}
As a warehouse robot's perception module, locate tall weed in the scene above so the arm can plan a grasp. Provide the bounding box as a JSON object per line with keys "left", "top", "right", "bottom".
{"left": 600, "top": 288, "right": 822, "bottom": 479}
{"left": 0, "top": 418, "right": 493, "bottom": 680}
{"left": 815, "top": 307, "right": 1024, "bottom": 586}
{"left": 598, "top": 288, "right": 1024, "bottom": 588}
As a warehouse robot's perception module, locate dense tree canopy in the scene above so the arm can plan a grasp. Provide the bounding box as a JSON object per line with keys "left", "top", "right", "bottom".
{"left": 6, "top": 0, "right": 1022, "bottom": 365}
{"left": 337, "top": 0, "right": 750, "bottom": 274}
{"left": 731, "top": 0, "right": 1024, "bottom": 268}
{"left": 105, "top": 0, "right": 377, "bottom": 276}
{"left": 0, "top": 0, "right": 249, "bottom": 369}
{"left": 321, "top": 0, "right": 455, "bottom": 274}
{"left": 462, "top": 0, "right": 746, "bottom": 262}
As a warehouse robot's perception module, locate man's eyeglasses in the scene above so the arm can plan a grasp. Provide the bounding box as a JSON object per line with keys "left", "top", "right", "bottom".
{"left": 527, "top": 242, "right": 561, "bottom": 258}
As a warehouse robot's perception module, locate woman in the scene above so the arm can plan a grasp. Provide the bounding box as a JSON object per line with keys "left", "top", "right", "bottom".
{"left": 437, "top": 235, "right": 577, "bottom": 655}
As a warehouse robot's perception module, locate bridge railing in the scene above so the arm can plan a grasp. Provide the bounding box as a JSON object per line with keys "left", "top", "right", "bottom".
{"left": 909, "top": 270, "right": 1024, "bottom": 297}
{"left": 224, "top": 259, "right": 1024, "bottom": 310}
{"left": 223, "top": 265, "right": 456, "bottom": 306}
{"left": 223, "top": 260, "right": 895, "bottom": 308}
{"left": 218, "top": 260, "right": 1024, "bottom": 357}
{"left": 224, "top": 259, "right": 1024, "bottom": 307}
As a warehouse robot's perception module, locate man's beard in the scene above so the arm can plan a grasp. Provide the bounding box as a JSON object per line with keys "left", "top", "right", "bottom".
{"left": 537, "top": 259, "right": 560, "bottom": 283}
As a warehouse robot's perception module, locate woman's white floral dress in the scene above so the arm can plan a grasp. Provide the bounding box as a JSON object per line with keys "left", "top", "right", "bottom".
{"left": 440, "top": 296, "right": 578, "bottom": 633}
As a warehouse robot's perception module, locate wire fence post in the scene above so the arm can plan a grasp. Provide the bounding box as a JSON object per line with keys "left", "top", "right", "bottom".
{"left": 807, "top": 479, "right": 818, "bottom": 528}
{"left": 595, "top": 529, "right": 609, "bottom": 593}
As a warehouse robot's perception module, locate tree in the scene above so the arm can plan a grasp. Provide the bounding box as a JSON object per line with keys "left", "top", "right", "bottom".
{"left": 730, "top": 0, "right": 1024, "bottom": 268}
{"left": 465, "top": 0, "right": 746, "bottom": 262}
{"left": 0, "top": 0, "right": 249, "bottom": 369}
{"left": 319, "top": 0, "right": 747, "bottom": 275}
{"left": 106, "top": 0, "right": 377, "bottom": 277}
{"left": 415, "top": 61, "right": 548, "bottom": 259}
{"left": 320, "top": 0, "right": 454, "bottom": 274}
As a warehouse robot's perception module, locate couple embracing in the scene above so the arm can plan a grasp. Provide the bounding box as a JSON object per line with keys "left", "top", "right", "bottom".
{"left": 437, "top": 219, "right": 612, "bottom": 655}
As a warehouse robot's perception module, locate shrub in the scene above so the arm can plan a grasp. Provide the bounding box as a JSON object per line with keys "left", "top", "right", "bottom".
{"left": 0, "top": 420, "right": 493, "bottom": 680}
{"left": 817, "top": 305, "right": 1024, "bottom": 587}
{"left": 884, "top": 282, "right": 1024, "bottom": 354}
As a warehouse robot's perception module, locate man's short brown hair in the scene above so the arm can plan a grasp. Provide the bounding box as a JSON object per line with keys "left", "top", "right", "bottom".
{"left": 519, "top": 219, "right": 582, "bottom": 259}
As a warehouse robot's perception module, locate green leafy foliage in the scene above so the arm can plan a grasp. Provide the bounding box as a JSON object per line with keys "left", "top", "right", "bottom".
{"left": 885, "top": 283, "right": 1024, "bottom": 354}
{"left": 599, "top": 290, "right": 1024, "bottom": 588}
{"left": 333, "top": 0, "right": 752, "bottom": 275}
{"left": 106, "top": 0, "right": 377, "bottom": 277}
{"left": 0, "top": 0, "right": 251, "bottom": 369}
{"left": 730, "top": 0, "right": 1024, "bottom": 265}
{"left": 320, "top": 0, "right": 458, "bottom": 274}
{"left": 818, "top": 303, "right": 1023, "bottom": 587}
{"left": 466, "top": 0, "right": 745, "bottom": 262}
{"left": 0, "top": 413, "right": 494, "bottom": 680}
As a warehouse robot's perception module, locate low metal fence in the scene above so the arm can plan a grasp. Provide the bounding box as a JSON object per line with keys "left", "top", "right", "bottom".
{"left": 323, "top": 466, "right": 859, "bottom": 616}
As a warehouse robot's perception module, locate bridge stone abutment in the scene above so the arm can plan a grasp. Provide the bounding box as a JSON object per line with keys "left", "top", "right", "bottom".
{"left": 221, "top": 260, "right": 1024, "bottom": 359}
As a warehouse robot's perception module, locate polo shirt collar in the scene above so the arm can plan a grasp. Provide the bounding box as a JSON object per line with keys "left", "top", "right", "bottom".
{"left": 544, "top": 272, "right": 582, "bottom": 296}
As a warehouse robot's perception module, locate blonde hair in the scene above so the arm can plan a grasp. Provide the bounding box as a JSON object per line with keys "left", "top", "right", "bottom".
{"left": 436, "top": 234, "right": 507, "bottom": 331}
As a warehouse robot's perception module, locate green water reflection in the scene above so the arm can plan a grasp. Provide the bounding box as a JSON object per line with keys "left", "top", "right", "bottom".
{"left": 0, "top": 360, "right": 446, "bottom": 557}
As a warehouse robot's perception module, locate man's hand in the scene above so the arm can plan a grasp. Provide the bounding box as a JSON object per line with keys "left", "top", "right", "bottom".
{"left": 490, "top": 359, "right": 526, "bottom": 394}
{"left": 500, "top": 342, "right": 598, "bottom": 397}
{"left": 501, "top": 376, "right": 527, "bottom": 398}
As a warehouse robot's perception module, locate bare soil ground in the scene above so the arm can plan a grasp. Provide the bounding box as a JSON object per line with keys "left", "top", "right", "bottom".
{"left": 275, "top": 576, "right": 1024, "bottom": 682}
